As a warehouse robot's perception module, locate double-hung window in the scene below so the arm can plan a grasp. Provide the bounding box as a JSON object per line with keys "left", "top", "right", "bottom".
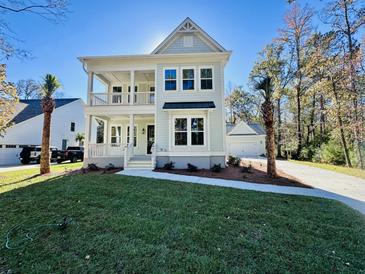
{"left": 164, "top": 69, "right": 177, "bottom": 91}
{"left": 174, "top": 118, "right": 188, "bottom": 145}
{"left": 191, "top": 118, "right": 204, "bottom": 145}
{"left": 112, "top": 86, "right": 122, "bottom": 104}
{"left": 127, "top": 126, "right": 137, "bottom": 147}
{"left": 182, "top": 68, "right": 195, "bottom": 90}
{"left": 110, "top": 126, "right": 122, "bottom": 145}
{"left": 174, "top": 117, "right": 204, "bottom": 146}
{"left": 200, "top": 68, "right": 213, "bottom": 90}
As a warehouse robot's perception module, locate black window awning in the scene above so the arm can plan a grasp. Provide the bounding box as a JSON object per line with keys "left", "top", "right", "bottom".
{"left": 163, "top": 101, "right": 215, "bottom": 110}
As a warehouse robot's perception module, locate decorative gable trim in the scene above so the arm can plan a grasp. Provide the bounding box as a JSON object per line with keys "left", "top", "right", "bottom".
{"left": 151, "top": 17, "right": 226, "bottom": 54}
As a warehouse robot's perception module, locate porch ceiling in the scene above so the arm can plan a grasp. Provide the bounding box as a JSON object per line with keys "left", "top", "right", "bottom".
{"left": 96, "top": 71, "right": 155, "bottom": 84}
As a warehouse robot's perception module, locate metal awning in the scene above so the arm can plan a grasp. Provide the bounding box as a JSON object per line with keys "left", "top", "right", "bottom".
{"left": 162, "top": 101, "right": 215, "bottom": 110}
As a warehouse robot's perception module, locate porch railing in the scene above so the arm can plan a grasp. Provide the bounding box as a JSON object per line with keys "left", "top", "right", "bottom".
{"left": 90, "top": 92, "right": 155, "bottom": 106}
{"left": 88, "top": 143, "right": 125, "bottom": 157}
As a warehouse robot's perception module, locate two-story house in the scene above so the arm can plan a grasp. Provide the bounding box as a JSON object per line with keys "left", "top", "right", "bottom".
{"left": 79, "top": 17, "right": 231, "bottom": 169}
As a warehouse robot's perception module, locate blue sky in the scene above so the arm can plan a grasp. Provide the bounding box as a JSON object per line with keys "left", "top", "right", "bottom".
{"left": 6, "top": 0, "right": 316, "bottom": 100}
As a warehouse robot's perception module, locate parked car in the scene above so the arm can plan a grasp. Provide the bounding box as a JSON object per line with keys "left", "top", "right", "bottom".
{"left": 57, "top": 146, "right": 84, "bottom": 163}
{"left": 19, "top": 146, "right": 59, "bottom": 164}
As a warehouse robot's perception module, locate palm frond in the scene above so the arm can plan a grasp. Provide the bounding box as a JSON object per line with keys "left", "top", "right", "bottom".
{"left": 40, "top": 74, "right": 61, "bottom": 98}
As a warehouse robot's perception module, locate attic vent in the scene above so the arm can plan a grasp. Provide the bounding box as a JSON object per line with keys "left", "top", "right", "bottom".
{"left": 179, "top": 21, "right": 198, "bottom": 32}
{"left": 183, "top": 35, "right": 194, "bottom": 47}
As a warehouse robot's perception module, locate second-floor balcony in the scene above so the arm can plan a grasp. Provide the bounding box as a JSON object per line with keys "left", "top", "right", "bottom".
{"left": 90, "top": 92, "right": 155, "bottom": 106}
{"left": 87, "top": 69, "right": 155, "bottom": 107}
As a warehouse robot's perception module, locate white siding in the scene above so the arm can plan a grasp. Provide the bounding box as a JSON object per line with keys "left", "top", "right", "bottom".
{"left": 159, "top": 33, "right": 214, "bottom": 54}
{"left": 0, "top": 99, "right": 85, "bottom": 165}
{"left": 155, "top": 62, "right": 225, "bottom": 154}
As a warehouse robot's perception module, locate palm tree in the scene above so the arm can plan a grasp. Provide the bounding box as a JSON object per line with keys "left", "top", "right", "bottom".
{"left": 39, "top": 74, "right": 61, "bottom": 174}
{"left": 75, "top": 133, "right": 85, "bottom": 146}
{"left": 254, "top": 77, "right": 277, "bottom": 178}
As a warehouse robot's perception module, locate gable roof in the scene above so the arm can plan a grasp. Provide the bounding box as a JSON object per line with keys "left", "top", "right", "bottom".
{"left": 151, "top": 17, "right": 227, "bottom": 54}
{"left": 226, "top": 121, "right": 265, "bottom": 136}
{"left": 11, "top": 98, "right": 80, "bottom": 125}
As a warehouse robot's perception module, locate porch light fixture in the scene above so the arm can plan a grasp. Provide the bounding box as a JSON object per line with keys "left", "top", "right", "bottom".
{"left": 142, "top": 128, "right": 145, "bottom": 135}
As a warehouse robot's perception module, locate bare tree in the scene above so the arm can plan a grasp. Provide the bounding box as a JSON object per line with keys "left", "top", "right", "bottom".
{"left": 279, "top": 3, "right": 314, "bottom": 158}
{"left": 16, "top": 79, "right": 40, "bottom": 99}
{"left": 0, "top": 0, "right": 69, "bottom": 59}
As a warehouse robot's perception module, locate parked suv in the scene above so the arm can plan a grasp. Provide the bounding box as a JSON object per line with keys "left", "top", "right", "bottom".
{"left": 19, "top": 146, "right": 59, "bottom": 164}
{"left": 57, "top": 146, "right": 84, "bottom": 163}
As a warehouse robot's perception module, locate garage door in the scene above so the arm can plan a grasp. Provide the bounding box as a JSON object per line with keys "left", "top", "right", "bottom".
{"left": 0, "top": 147, "right": 22, "bottom": 165}
{"left": 227, "top": 142, "right": 259, "bottom": 157}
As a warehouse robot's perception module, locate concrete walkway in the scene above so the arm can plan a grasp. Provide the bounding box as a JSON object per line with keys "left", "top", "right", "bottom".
{"left": 118, "top": 169, "right": 365, "bottom": 215}
{"left": 242, "top": 158, "right": 365, "bottom": 203}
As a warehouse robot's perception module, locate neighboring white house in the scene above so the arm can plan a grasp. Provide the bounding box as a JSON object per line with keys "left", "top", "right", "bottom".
{"left": 79, "top": 17, "right": 231, "bottom": 169}
{"left": 226, "top": 121, "right": 266, "bottom": 157}
{"left": 0, "top": 98, "right": 85, "bottom": 165}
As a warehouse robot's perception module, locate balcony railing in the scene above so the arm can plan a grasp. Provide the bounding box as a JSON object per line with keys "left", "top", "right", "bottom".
{"left": 88, "top": 143, "right": 125, "bottom": 157}
{"left": 90, "top": 92, "right": 155, "bottom": 106}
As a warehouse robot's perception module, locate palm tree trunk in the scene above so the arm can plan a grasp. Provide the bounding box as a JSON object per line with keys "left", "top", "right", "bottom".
{"left": 40, "top": 111, "right": 52, "bottom": 174}
{"left": 263, "top": 101, "right": 277, "bottom": 178}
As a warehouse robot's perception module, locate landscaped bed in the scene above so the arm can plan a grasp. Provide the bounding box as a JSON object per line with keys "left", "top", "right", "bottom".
{"left": 156, "top": 159, "right": 310, "bottom": 188}
{"left": 1, "top": 168, "right": 364, "bottom": 273}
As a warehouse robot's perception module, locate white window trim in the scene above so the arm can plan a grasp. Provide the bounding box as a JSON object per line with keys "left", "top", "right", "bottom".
{"left": 181, "top": 67, "right": 196, "bottom": 91}
{"left": 199, "top": 66, "right": 214, "bottom": 91}
{"left": 126, "top": 125, "right": 138, "bottom": 147}
{"left": 163, "top": 67, "right": 178, "bottom": 92}
{"left": 110, "top": 124, "right": 122, "bottom": 144}
{"left": 172, "top": 114, "right": 206, "bottom": 147}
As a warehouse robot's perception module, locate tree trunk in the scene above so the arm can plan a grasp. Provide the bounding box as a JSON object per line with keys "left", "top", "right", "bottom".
{"left": 263, "top": 101, "right": 276, "bottom": 178}
{"left": 343, "top": 0, "right": 364, "bottom": 168}
{"left": 319, "top": 93, "right": 325, "bottom": 143}
{"left": 295, "top": 37, "right": 303, "bottom": 158}
{"left": 277, "top": 98, "right": 282, "bottom": 158}
{"left": 40, "top": 111, "right": 52, "bottom": 174}
{"left": 332, "top": 80, "right": 352, "bottom": 167}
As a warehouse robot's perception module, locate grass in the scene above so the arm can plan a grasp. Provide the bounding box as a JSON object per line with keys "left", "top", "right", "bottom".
{"left": 290, "top": 160, "right": 365, "bottom": 180}
{"left": 0, "top": 162, "right": 83, "bottom": 193}
{"left": 0, "top": 168, "right": 364, "bottom": 273}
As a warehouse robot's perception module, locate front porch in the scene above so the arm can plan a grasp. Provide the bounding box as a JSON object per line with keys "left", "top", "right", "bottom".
{"left": 84, "top": 114, "right": 155, "bottom": 169}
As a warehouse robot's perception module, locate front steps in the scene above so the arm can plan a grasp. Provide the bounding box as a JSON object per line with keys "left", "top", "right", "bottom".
{"left": 125, "top": 156, "right": 153, "bottom": 169}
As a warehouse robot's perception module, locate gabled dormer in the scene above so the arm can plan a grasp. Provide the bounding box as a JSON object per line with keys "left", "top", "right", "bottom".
{"left": 151, "top": 17, "right": 227, "bottom": 54}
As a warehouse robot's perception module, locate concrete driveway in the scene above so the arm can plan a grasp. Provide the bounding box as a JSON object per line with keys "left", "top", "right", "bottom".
{"left": 242, "top": 158, "right": 365, "bottom": 203}
{"left": 0, "top": 162, "right": 68, "bottom": 173}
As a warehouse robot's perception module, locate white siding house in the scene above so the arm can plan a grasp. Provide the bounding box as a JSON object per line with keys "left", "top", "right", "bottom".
{"left": 0, "top": 98, "right": 85, "bottom": 165}
{"left": 226, "top": 121, "right": 266, "bottom": 157}
{"left": 79, "top": 17, "right": 231, "bottom": 169}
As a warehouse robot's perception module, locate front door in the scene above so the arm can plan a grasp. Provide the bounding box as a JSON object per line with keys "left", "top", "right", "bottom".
{"left": 147, "top": 125, "right": 155, "bottom": 154}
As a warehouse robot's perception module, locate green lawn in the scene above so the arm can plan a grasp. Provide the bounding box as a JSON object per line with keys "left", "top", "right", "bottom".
{"left": 0, "top": 168, "right": 364, "bottom": 273}
{"left": 290, "top": 160, "right": 365, "bottom": 180}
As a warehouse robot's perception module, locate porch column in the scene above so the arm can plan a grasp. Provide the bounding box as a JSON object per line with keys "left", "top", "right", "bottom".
{"left": 84, "top": 114, "right": 92, "bottom": 159}
{"left": 129, "top": 114, "right": 135, "bottom": 155}
{"left": 105, "top": 118, "right": 110, "bottom": 156}
{"left": 130, "top": 70, "right": 135, "bottom": 105}
{"left": 87, "top": 71, "right": 94, "bottom": 105}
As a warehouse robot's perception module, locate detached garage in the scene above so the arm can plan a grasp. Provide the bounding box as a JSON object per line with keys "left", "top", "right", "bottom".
{"left": 226, "top": 121, "right": 266, "bottom": 157}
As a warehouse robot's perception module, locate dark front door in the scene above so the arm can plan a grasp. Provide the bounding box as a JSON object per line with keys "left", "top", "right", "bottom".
{"left": 147, "top": 125, "right": 155, "bottom": 154}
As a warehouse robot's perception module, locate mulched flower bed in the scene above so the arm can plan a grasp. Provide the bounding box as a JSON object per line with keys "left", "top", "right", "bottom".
{"left": 155, "top": 160, "right": 310, "bottom": 188}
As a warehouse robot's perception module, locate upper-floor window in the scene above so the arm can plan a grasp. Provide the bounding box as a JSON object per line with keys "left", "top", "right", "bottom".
{"left": 112, "top": 86, "right": 122, "bottom": 93}
{"left": 200, "top": 68, "right": 213, "bottom": 90}
{"left": 182, "top": 68, "right": 195, "bottom": 90}
{"left": 70, "top": 122, "right": 75, "bottom": 132}
{"left": 164, "top": 69, "right": 177, "bottom": 91}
